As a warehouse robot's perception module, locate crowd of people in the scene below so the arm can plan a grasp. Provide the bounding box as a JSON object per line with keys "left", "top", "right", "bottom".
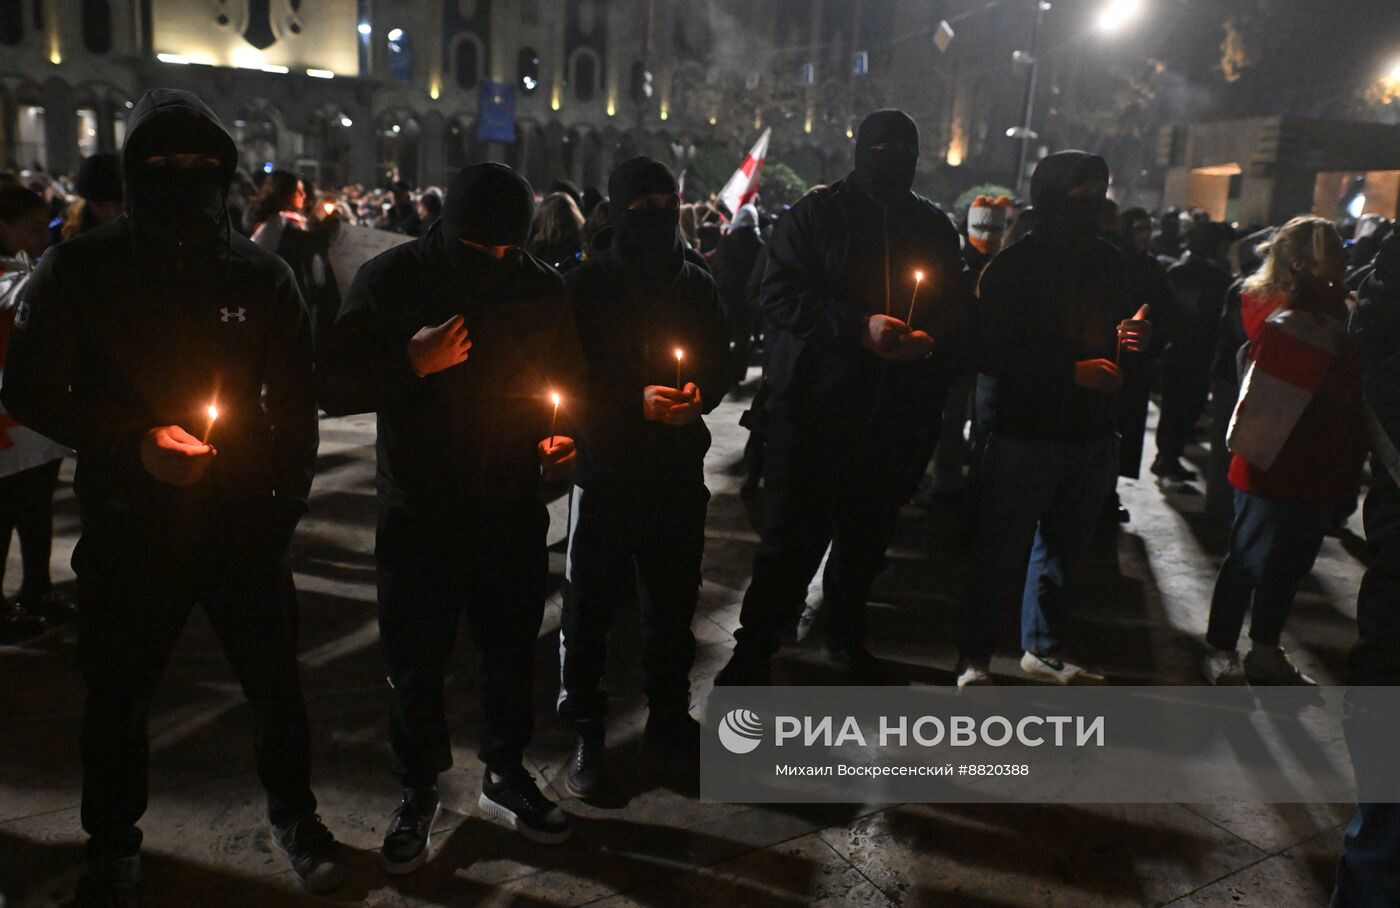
{"left": 1, "top": 88, "right": 1397, "bottom": 906}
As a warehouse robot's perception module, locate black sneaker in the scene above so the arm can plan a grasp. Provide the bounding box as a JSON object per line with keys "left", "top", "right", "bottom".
{"left": 0, "top": 599, "right": 47, "bottom": 644}
{"left": 1151, "top": 457, "right": 1197, "bottom": 483}
{"left": 564, "top": 729, "right": 606, "bottom": 800}
{"left": 825, "top": 643, "right": 886, "bottom": 683}
{"left": 479, "top": 768, "right": 571, "bottom": 844}
{"left": 381, "top": 787, "right": 441, "bottom": 875}
{"left": 23, "top": 588, "right": 78, "bottom": 626}
{"left": 73, "top": 850, "right": 141, "bottom": 908}
{"left": 271, "top": 812, "right": 346, "bottom": 894}
{"left": 643, "top": 710, "right": 701, "bottom": 753}
{"left": 713, "top": 647, "right": 771, "bottom": 686}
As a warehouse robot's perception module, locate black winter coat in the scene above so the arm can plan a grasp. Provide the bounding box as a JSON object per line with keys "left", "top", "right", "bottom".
{"left": 976, "top": 230, "right": 1135, "bottom": 444}
{"left": 316, "top": 228, "right": 583, "bottom": 510}
{"left": 758, "top": 178, "right": 970, "bottom": 430}
{"left": 566, "top": 246, "right": 728, "bottom": 495}
{"left": 1, "top": 91, "right": 317, "bottom": 566}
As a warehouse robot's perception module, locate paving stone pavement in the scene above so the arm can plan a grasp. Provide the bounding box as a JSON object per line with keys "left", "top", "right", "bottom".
{"left": 0, "top": 377, "right": 1364, "bottom": 907}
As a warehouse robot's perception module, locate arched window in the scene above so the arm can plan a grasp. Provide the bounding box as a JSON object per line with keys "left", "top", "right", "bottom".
{"left": 571, "top": 49, "right": 600, "bottom": 103}
{"left": 0, "top": 0, "right": 24, "bottom": 45}
{"left": 454, "top": 35, "right": 481, "bottom": 90}
{"left": 517, "top": 46, "right": 540, "bottom": 95}
{"left": 81, "top": 0, "right": 112, "bottom": 53}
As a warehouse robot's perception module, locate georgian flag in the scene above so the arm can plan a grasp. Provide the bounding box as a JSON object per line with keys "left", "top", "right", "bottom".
{"left": 1227, "top": 307, "right": 1347, "bottom": 470}
{"left": 718, "top": 128, "right": 771, "bottom": 220}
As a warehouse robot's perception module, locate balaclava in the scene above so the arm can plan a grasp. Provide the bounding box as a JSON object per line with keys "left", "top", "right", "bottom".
{"left": 1029, "top": 150, "right": 1110, "bottom": 246}
{"left": 607, "top": 156, "right": 682, "bottom": 271}
{"left": 123, "top": 91, "right": 235, "bottom": 249}
{"left": 852, "top": 109, "right": 919, "bottom": 206}
{"left": 438, "top": 163, "right": 535, "bottom": 289}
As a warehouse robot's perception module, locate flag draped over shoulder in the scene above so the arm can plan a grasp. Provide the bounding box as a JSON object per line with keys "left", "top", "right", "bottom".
{"left": 1227, "top": 306, "right": 1346, "bottom": 471}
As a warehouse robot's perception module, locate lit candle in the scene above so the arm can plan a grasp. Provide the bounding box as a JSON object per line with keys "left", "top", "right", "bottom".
{"left": 201, "top": 404, "right": 219, "bottom": 445}
{"left": 549, "top": 391, "right": 561, "bottom": 447}
{"left": 674, "top": 348, "right": 685, "bottom": 392}
{"left": 906, "top": 270, "right": 925, "bottom": 325}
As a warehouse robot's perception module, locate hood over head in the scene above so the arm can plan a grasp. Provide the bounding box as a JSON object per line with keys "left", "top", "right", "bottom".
{"left": 730, "top": 203, "right": 759, "bottom": 232}
{"left": 122, "top": 89, "right": 237, "bottom": 250}
{"left": 852, "top": 109, "right": 919, "bottom": 205}
{"left": 1029, "top": 150, "right": 1109, "bottom": 243}
{"left": 605, "top": 157, "right": 683, "bottom": 283}
{"left": 435, "top": 163, "right": 535, "bottom": 290}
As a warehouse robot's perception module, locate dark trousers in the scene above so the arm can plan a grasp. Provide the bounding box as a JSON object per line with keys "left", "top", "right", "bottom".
{"left": 558, "top": 485, "right": 708, "bottom": 725}
{"left": 377, "top": 502, "right": 549, "bottom": 784}
{"left": 734, "top": 419, "right": 913, "bottom": 658}
{"left": 1155, "top": 354, "right": 1213, "bottom": 464}
{"left": 77, "top": 552, "right": 313, "bottom": 851}
{"left": 1205, "top": 376, "right": 1238, "bottom": 521}
{"left": 961, "top": 433, "right": 1118, "bottom": 662}
{"left": 0, "top": 458, "right": 61, "bottom": 595}
{"left": 1206, "top": 490, "right": 1339, "bottom": 651}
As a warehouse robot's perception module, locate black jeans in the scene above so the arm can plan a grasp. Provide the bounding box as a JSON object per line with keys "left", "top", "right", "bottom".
{"left": 77, "top": 546, "right": 313, "bottom": 851}
{"left": 734, "top": 418, "right": 916, "bottom": 658}
{"left": 557, "top": 485, "right": 709, "bottom": 726}
{"left": 0, "top": 458, "right": 62, "bottom": 595}
{"left": 1155, "top": 352, "right": 1213, "bottom": 464}
{"left": 377, "top": 501, "right": 549, "bottom": 784}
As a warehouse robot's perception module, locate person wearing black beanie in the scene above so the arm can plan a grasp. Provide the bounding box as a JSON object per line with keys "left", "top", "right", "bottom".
{"left": 714, "top": 109, "right": 972, "bottom": 687}
{"left": 60, "top": 153, "right": 124, "bottom": 242}
{"left": 316, "top": 162, "right": 586, "bottom": 868}
{"left": 556, "top": 156, "right": 729, "bottom": 796}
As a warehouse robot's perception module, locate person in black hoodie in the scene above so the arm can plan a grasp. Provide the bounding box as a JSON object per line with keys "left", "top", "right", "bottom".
{"left": 1, "top": 88, "right": 341, "bottom": 904}
{"left": 956, "top": 151, "right": 1150, "bottom": 687}
{"left": 1152, "top": 220, "right": 1235, "bottom": 484}
{"left": 556, "top": 157, "right": 727, "bottom": 798}
{"left": 714, "top": 109, "right": 972, "bottom": 686}
{"left": 1331, "top": 228, "right": 1400, "bottom": 907}
{"left": 316, "top": 163, "right": 582, "bottom": 866}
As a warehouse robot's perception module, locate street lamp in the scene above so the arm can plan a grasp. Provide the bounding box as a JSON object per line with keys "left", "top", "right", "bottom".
{"left": 1096, "top": 0, "right": 1143, "bottom": 34}
{"left": 1011, "top": 1, "right": 1051, "bottom": 197}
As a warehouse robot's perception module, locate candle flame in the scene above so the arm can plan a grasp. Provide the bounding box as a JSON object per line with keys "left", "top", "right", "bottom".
{"left": 207, "top": 405, "right": 219, "bottom": 420}
{"left": 674, "top": 348, "right": 684, "bottom": 362}
{"left": 323, "top": 201, "right": 335, "bottom": 214}
{"left": 550, "top": 392, "right": 561, "bottom": 407}
{"left": 914, "top": 270, "right": 925, "bottom": 282}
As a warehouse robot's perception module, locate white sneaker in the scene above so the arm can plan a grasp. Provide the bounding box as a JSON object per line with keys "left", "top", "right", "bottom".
{"left": 1202, "top": 649, "right": 1247, "bottom": 685}
{"left": 955, "top": 660, "right": 994, "bottom": 688}
{"left": 1020, "top": 651, "right": 1106, "bottom": 685}
{"left": 1243, "top": 645, "right": 1317, "bottom": 686}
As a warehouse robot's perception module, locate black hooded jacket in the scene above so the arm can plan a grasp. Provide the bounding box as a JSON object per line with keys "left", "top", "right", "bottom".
{"left": 1, "top": 90, "right": 317, "bottom": 556}
{"left": 315, "top": 219, "right": 583, "bottom": 510}
{"left": 975, "top": 151, "right": 1135, "bottom": 444}
{"left": 566, "top": 243, "right": 728, "bottom": 495}
{"left": 758, "top": 180, "right": 970, "bottom": 431}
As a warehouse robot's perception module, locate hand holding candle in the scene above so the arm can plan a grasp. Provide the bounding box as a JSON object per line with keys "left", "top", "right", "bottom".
{"left": 674, "top": 347, "right": 685, "bottom": 392}
{"left": 906, "top": 270, "right": 925, "bottom": 325}
{"left": 140, "top": 425, "right": 216, "bottom": 486}
{"left": 201, "top": 404, "right": 219, "bottom": 445}
{"left": 548, "top": 391, "right": 561, "bottom": 447}
{"left": 1116, "top": 304, "right": 1152, "bottom": 361}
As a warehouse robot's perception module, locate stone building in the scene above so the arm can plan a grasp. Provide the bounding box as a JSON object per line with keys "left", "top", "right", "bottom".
{"left": 1158, "top": 117, "right": 1400, "bottom": 226}
{"left": 0, "top": 0, "right": 1027, "bottom": 199}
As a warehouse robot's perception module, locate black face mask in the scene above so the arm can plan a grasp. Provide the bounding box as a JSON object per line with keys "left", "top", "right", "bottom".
{"left": 1055, "top": 195, "right": 1103, "bottom": 240}
{"left": 854, "top": 148, "right": 917, "bottom": 205}
{"left": 442, "top": 236, "right": 521, "bottom": 293}
{"left": 613, "top": 207, "right": 681, "bottom": 264}
{"left": 134, "top": 167, "right": 225, "bottom": 245}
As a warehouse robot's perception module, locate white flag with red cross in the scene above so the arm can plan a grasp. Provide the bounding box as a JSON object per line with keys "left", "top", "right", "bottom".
{"left": 718, "top": 128, "right": 771, "bottom": 220}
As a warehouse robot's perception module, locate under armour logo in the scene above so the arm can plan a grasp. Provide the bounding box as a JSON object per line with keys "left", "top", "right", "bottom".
{"left": 220, "top": 307, "right": 247, "bottom": 323}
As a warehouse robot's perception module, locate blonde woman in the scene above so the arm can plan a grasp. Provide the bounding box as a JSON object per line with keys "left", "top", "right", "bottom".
{"left": 1204, "top": 217, "right": 1367, "bottom": 685}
